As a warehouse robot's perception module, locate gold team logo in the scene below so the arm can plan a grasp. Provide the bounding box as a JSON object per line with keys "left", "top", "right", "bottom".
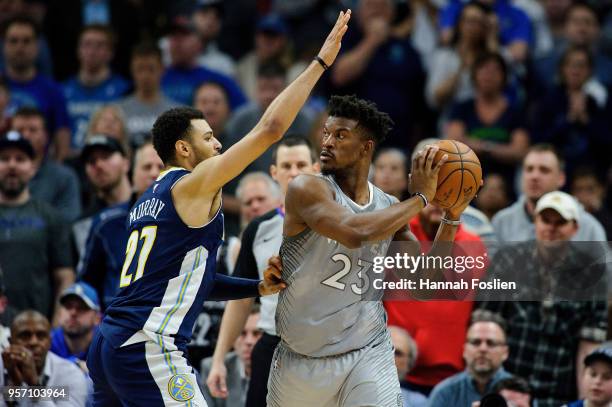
{"left": 168, "top": 374, "right": 195, "bottom": 402}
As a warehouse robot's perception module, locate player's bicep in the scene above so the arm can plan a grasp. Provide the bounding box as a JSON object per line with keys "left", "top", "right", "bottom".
{"left": 300, "top": 200, "right": 351, "bottom": 236}
{"left": 186, "top": 128, "right": 277, "bottom": 194}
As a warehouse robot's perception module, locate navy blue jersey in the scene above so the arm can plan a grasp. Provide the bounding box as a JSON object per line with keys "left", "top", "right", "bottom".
{"left": 100, "top": 168, "right": 254, "bottom": 350}
{"left": 78, "top": 199, "right": 133, "bottom": 310}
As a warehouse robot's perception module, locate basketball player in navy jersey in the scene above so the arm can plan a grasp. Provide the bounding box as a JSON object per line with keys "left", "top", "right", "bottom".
{"left": 87, "top": 10, "right": 352, "bottom": 406}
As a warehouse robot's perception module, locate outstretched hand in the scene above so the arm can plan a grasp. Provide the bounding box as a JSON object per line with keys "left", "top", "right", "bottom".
{"left": 258, "top": 256, "right": 287, "bottom": 296}
{"left": 317, "top": 9, "right": 352, "bottom": 68}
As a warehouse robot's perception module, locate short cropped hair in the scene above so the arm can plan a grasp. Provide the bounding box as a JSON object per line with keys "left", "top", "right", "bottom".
{"left": 152, "top": 107, "right": 204, "bottom": 165}
{"left": 327, "top": 95, "right": 394, "bottom": 146}
{"left": 525, "top": 143, "right": 565, "bottom": 172}
{"left": 79, "top": 24, "right": 115, "bottom": 50}
{"left": 2, "top": 15, "right": 39, "bottom": 39}
{"left": 271, "top": 135, "right": 317, "bottom": 165}
{"left": 193, "top": 81, "right": 230, "bottom": 108}
{"left": 131, "top": 42, "right": 163, "bottom": 62}
{"left": 469, "top": 309, "right": 507, "bottom": 335}
{"left": 235, "top": 172, "right": 281, "bottom": 202}
{"left": 14, "top": 106, "right": 45, "bottom": 124}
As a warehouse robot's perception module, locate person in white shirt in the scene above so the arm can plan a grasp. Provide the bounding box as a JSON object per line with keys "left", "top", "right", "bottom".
{"left": 1, "top": 310, "right": 88, "bottom": 406}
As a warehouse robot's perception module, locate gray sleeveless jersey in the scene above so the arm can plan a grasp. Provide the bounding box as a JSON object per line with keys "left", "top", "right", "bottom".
{"left": 276, "top": 175, "right": 398, "bottom": 357}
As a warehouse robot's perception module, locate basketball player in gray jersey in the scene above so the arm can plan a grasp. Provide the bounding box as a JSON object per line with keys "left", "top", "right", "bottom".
{"left": 268, "top": 95, "right": 477, "bottom": 407}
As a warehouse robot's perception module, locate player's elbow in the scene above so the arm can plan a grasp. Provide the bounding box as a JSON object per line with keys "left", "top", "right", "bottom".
{"left": 259, "top": 117, "right": 284, "bottom": 142}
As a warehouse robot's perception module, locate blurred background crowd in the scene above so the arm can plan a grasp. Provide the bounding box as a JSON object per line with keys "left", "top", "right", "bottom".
{"left": 1, "top": 0, "right": 612, "bottom": 406}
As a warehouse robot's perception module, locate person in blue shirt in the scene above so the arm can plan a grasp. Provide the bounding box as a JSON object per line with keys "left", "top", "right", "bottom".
{"left": 428, "top": 310, "right": 512, "bottom": 407}
{"left": 50, "top": 282, "right": 100, "bottom": 373}
{"left": 2, "top": 16, "right": 72, "bottom": 161}
{"left": 86, "top": 10, "right": 351, "bottom": 406}
{"left": 161, "top": 18, "right": 246, "bottom": 109}
{"left": 439, "top": 0, "right": 532, "bottom": 64}
{"left": 63, "top": 24, "right": 131, "bottom": 154}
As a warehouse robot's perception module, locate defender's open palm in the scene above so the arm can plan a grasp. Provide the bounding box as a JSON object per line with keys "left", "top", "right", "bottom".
{"left": 259, "top": 256, "right": 287, "bottom": 296}
{"left": 317, "top": 10, "right": 352, "bottom": 67}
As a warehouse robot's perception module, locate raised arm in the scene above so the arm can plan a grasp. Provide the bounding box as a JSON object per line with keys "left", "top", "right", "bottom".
{"left": 285, "top": 146, "right": 445, "bottom": 248}
{"left": 188, "top": 10, "right": 351, "bottom": 194}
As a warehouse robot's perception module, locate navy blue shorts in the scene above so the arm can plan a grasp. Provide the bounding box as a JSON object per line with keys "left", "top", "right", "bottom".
{"left": 87, "top": 330, "right": 207, "bottom": 406}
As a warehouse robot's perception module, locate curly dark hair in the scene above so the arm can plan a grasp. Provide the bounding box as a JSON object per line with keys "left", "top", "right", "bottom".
{"left": 152, "top": 107, "right": 204, "bottom": 165}
{"left": 327, "top": 95, "right": 394, "bottom": 146}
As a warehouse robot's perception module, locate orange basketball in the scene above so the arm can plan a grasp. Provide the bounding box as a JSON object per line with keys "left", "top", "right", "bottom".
{"left": 430, "top": 140, "right": 482, "bottom": 210}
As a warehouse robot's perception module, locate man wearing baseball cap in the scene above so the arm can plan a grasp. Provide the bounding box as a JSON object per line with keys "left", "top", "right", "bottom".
{"left": 80, "top": 134, "right": 131, "bottom": 218}
{"left": 479, "top": 190, "right": 608, "bottom": 406}
{"left": 73, "top": 134, "right": 132, "bottom": 256}
{"left": 534, "top": 190, "right": 580, "bottom": 248}
{"left": 0, "top": 131, "right": 75, "bottom": 325}
{"left": 0, "top": 130, "right": 35, "bottom": 159}
{"left": 565, "top": 345, "right": 612, "bottom": 407}
{"left": 50, "top": 281, "right": 100, "bottom": 372}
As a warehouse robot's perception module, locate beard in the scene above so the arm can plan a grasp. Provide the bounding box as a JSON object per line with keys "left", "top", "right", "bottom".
{"left": 321, "top": 165, "right": 335, "bottom": 176}
{"left": 95, "top": 173, "right": 123, "bottom": 195}
{"left": 0, "top": 177, "right": 28, "bottom": 198}
{"left": 64, "top": 324, "right": 91, "bottom": 338}
{"left": 470, "top": 359, "right": 495, "bottom": 377}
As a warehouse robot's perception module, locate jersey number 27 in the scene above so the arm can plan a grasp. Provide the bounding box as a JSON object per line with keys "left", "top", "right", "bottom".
{"left": 119, "top": 226, "right": 158, "bottom": 288}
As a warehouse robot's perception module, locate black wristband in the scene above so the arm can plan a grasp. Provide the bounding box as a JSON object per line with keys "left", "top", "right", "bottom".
{"left": 314, "top": 55, "right": 329, "bottom": 70}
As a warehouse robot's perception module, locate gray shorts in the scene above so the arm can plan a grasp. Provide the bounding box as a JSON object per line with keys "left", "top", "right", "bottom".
{"left": 266, "top": 336, "right": 402, "bottom": 407}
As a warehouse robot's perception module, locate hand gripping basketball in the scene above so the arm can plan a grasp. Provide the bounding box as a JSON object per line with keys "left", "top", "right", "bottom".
{"left": 409, "top": 145, "right": 447, "bottom": 203}
{"left": 430, "top": 140, "right": 482, "bottom": 210}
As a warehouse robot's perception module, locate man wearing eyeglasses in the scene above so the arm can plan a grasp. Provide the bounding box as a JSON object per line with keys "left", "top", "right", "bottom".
{"left": 428, "top": 310, "right": 511, "bottom": 407}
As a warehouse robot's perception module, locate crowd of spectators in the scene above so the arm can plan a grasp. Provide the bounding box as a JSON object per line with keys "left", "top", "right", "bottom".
{"left": 1, "top": 0, "right": 612, "bottom": 405}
